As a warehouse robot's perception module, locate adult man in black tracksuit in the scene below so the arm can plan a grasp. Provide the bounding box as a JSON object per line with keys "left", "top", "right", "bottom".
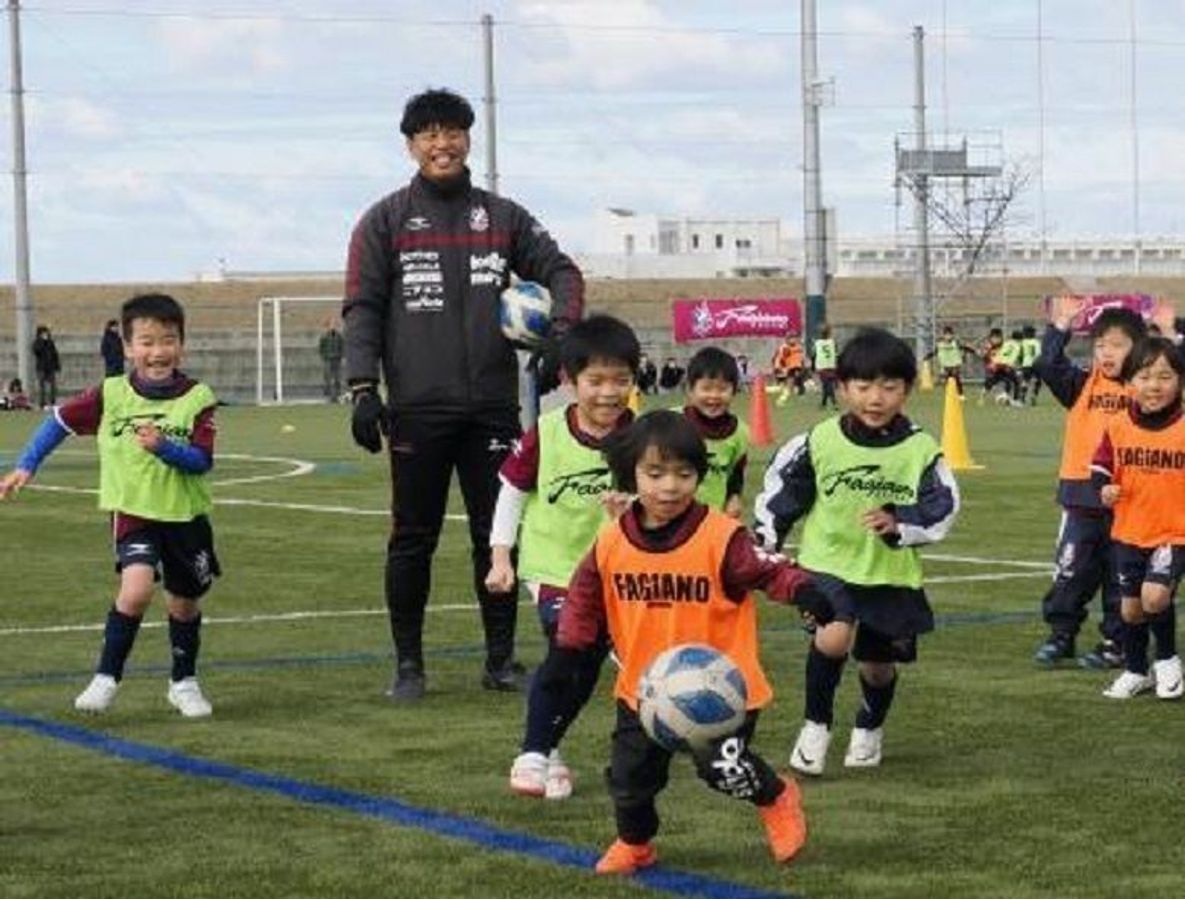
{"left": 343, "top": 89, "right": 584, "bottom": 701}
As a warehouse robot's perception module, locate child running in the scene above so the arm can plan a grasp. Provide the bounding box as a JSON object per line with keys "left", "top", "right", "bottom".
{"left": 0, "top": 294, "right": 220, "bottom": 717}
{"left": 1091, "top": 335, "right": 1185, "bottom": 700}
{"left": 754, "top": 328, "right": 960, "bottom": 774}
{"left": 488, "top": 314, "right": 639, "bottom": 800}
{"left": 680, "top": 346, "right": 749, "bottom": 518}
{"left": 551, "top": 410, "right": 833, "bottom": 873}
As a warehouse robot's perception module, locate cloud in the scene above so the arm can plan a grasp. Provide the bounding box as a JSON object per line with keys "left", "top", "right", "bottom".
{"left": 505, "top": 0, "right": 786, "bottom": 91}
{"left": 29, "top": 96, "right": 120, "bottom": 141}
{"left": 156, "top": 17, "right": 290, "bottom": 76}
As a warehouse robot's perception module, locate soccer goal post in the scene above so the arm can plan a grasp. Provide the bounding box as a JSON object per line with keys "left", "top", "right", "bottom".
{"left": 255, "top": 295, "right": 343, "bottom": 405}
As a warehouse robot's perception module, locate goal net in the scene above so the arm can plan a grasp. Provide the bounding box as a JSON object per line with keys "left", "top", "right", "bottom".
{"left": 255, "top": 295, "right": 344, "bottom": 405}
{"left": 255, "top": 293, "right": 551, "bottom": 424}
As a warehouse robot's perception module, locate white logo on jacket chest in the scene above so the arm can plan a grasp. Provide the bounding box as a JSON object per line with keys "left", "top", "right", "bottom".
{"left": 470, "top": 251, "right": 506, "bottom": 286}
{"left": 469, "top": 206, "right": 489, "bottom": 231}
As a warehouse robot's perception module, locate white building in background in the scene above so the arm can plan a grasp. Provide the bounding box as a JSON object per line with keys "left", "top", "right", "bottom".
{"left": 579, "top": 208, "right": 798, "bottom": 278}
{"left": 579, "top": 207, "right": 1185, "bottom": 281}
{"left": 835, "top": 236, "right": 1185, "bottom": 278}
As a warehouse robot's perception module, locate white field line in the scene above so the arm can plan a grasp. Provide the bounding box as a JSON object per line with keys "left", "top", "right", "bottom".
{"left": 0, "top": 570, "right": 1050, "bottom": 638}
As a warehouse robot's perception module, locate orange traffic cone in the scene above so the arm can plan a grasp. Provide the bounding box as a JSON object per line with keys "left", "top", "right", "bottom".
{"left": 749, "top": 374, "right": 774, "bottom": 447}
{"left": 941, "top": 375, "right": 984, "bottom": 471}
{"left": 627, "top": 385, "right": 642, "bottom": 414}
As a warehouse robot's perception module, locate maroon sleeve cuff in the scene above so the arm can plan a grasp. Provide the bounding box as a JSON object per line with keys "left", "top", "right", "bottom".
{"left": 556, "top": 547, "right": 605, "bottom": 649}
{"left": 499, "top": 425, "right": 539, "bottom": 491}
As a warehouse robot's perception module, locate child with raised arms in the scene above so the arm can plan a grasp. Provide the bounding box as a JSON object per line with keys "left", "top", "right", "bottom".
{"left": 1031, "top": 297, "right": 1153, "bottom": 668}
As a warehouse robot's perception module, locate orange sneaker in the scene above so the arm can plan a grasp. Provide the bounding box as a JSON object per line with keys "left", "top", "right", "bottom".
{"left": 594, "top": 838, "right": 658, "bottom": 875}
{"left": 758, "top": 778, "right": 808, "bottom": 863}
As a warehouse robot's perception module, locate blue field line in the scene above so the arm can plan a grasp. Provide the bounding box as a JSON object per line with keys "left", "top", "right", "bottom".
{"left": 0, "top": 610, "right": 1039, "bottom": 688}
{"left": 0, "top": 708, "right": 791, "bottom": 900}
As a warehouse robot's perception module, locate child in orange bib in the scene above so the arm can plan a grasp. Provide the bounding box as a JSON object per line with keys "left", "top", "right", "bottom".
{"left": 552, "top": 410, "right": 833, "bottom": 874}
{"left": 1091, "top": 336, "right": 1185, "bottom": 700}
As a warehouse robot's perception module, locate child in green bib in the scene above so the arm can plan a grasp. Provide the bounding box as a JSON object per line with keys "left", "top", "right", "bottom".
{"left": 754, "top": 328, "right": 961, "bottom": 775}
{"left": 485, "top": 315, "right": 640, "bottom": 800}
{"left": 680, "top": 346, "right": 749, "bottom": 518}
{"left": 0, "top": 294, "right": 220, "bottom": 718}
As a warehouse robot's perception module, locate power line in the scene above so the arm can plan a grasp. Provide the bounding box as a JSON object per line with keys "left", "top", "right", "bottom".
{"left": 20, "top": 6, "right": 1185, "bottom": 46}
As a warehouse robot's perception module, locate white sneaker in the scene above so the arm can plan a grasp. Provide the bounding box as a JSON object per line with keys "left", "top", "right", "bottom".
{"left": 167, "top": 678, "right": 213, "bottom": 718}
{"left": 844, "top": 727, "right": 883, "bottom": 768}
{"left": 74, "top": 674, "right": 119, "bottom": 713}
{"left": 544, "top": 749, "right": 573, "bottom": 801}
{"left": 1102, "top": 670, "right": 1154, "bottom": 700}
{"left": 789, "top": 720, "right": 831, "bottom": 776}
{"left": 1153, "top": 656, "right": 1183, "bottom": 700}
{"left": 509, "top": 751, "right": 547, "bottom": 797}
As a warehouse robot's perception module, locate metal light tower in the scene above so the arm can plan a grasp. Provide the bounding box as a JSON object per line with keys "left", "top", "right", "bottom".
{"left": 894, "top": 26, "right": 1002, "bottom": 360}
{"left": 481, "top": 13, "right": 499, "bottom": 195}
{"left": 800, "top": 0, "right": 827, "bottom": 340}
{"left": 8, "top": 0, "right": 33, "bottom": 389}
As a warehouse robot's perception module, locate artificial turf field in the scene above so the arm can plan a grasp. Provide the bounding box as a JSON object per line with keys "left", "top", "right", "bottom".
{"left": 1, "top": 388, "right": 1182, "bottom": 898}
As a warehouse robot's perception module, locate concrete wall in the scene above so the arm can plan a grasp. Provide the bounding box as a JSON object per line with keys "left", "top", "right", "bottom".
{"left": 0, "top": 330, "right": 332, "bottom": 406}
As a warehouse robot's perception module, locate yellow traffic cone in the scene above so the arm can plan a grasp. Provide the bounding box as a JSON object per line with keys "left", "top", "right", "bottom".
{"left": 919, "top": 359, "right": 934, "bottom": 391}
{"left": 941, "top": 376, "right": 984, "bottom": 471}
{"left": 627, "top": 385, "right": 642, "bottom": 414}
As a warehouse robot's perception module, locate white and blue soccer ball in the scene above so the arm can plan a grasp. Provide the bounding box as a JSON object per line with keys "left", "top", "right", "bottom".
{"left": 637, "top": 644, "right": 748, "bottom": 753}
{"left": 499, "top": 281, "right": 553, "bottom": 346}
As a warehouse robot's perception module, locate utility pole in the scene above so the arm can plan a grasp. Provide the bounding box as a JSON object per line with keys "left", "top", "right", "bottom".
{"left": 800, "top": 0, "right": 826, "bottom": 341}
{"left": 481, "top": 13, "right": 499, "bottom": 195}
{"left": 911, "top": 25, "right": 933, "bottom": 362}
{"left": 8, "top": 0, "right": 32, "bottom": 390}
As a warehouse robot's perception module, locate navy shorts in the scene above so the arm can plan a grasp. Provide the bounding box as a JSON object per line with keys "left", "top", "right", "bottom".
{"left": 806, "top": 570, "right": 933, "bottom": 664}
{"left": 115, "top": 515, "right": 221, "bottom": 599}
{"left": 1113, "top": 541, "right": 1185, "bottom": 595}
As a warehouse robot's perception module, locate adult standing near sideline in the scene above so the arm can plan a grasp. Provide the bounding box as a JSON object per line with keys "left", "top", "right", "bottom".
{"left": 100, "top": 319, "right": 124, "bottom": 377}
{"left": 343, "top": 88, "right": 584, "bottom": 702}
{"left": 32, "top": 325, "right": 61, "bottom": 409}
{"left": 318, "top": 319, "right": 344, "bottom": 402}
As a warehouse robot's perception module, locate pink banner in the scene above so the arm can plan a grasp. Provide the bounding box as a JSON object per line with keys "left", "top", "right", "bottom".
{"left": 672, "top": 298, "right": 802, "bottom": 343}
{"left": 1041, "top": 293, "right": 1158, "bottom": 334}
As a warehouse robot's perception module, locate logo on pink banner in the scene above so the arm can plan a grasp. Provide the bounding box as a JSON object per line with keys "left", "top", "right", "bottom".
{"left": 672, "top": 298, "right": 802, "bottom": 343}
{"left": 1041, "top": 294, "right": 1158, "bottom": 334}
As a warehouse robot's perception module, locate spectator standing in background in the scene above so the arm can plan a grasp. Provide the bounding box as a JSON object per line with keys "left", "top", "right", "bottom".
{"left": 319, "top": 321, "right": 345, "bottom": 402}
{"left": 100, "top": 320, "right": 124, "bottom": 378}
{"left": 32, "top": 325, "right": 61, "bottom": 409}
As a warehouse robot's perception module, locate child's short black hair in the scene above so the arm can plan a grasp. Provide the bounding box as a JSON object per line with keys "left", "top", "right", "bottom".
{"left": 988, "top": 327, "right": 1003, "bottom": 339}
{"left": 1121, "top": 336, "right": 1185, "bottom": 382}
{"left": 1010, "top": 329, "right": 1023, "bottom": 341}
{"left": 559, "top": 314, "right": 640, "bottom": 378}
{"left": 121, "top": 293, "right": 186, "bottom": 341}
{"left": 603, "top": 410, "right": 708, "bottom": 493}
{"left": 1022, "top": 324, "right": 1036, "bottom": 338}
{"left": 686, "top": 346, "right": 739, "bottom": 390}
{"left": 1090, "top": 307, "right": 1145, "bottom": 344}
{"left": 399, "top": 89, "right": 474, "bottom": 138}
{"left": 836, "top": 327, "right": 917, "bottom": 386}
{"left": 941, "top": 324, "right": 954, "bottom": 335}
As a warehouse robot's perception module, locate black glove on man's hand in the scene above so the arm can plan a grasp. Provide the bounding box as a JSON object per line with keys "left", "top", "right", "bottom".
{"left": 527, "top": 335, "right": 564, "bottom": 397}
{"left": 351, "top": 386, "right": 387, "bottom": 453}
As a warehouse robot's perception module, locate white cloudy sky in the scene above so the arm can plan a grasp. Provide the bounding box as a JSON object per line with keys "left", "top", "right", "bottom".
{"left": 3, "top": 0, "right": 1185, "bottom": 282}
